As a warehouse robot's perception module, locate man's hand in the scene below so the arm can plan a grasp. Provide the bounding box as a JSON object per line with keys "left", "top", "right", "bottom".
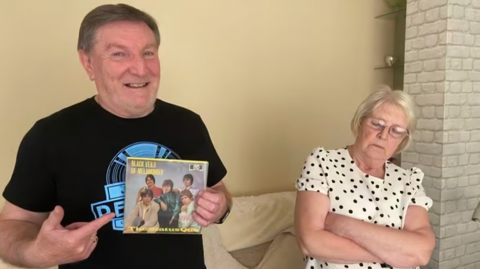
{"left": 160, "top": 201, "right": 167, "bottom": 211}
{"left": 25, "top": 206, "right": 115, "bottom": 267}
{"left": 192, "top": 188, "right": 228, "bottom": 227}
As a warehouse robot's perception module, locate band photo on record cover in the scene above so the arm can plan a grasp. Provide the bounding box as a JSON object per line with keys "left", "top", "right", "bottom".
{"left": 123, "top": 157, "right": 208, "bottom": 234}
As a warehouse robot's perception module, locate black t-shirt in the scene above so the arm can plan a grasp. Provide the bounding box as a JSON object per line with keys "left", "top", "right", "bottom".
{"left": 3, "top": 96, "right": 227, "bottom": 269}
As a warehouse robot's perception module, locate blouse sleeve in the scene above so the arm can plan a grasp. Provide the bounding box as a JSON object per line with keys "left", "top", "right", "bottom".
{"left": 408, "top": 167, "right": 433, "bottom": 211}
{"left": 295, "top": 147, "right": 330, "bottom": 196}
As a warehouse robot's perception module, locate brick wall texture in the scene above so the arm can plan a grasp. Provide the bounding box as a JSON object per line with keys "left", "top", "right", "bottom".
{"left": 403, "top": 0, "right": 480, "bottom": 268}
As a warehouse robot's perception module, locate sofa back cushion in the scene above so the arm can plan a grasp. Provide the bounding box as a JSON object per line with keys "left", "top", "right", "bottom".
{"left": 216, "top": 191, "right": 297, "bottom": 252}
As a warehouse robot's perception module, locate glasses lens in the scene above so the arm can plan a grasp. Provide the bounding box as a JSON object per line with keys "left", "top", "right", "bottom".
{"left": 390, "top": 127, "right": 408, "bottom": 138}
{"left": 370, "top": 118, "right": 385, "bottom": 129}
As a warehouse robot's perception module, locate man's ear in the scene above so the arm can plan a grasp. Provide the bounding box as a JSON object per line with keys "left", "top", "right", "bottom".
{"left": 78, "top": 50, "right": 95, "bottom": 81}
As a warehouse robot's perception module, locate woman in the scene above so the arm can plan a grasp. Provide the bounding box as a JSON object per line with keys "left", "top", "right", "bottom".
{"left": 294, "top": 86, "right": 435, "bottom": 269}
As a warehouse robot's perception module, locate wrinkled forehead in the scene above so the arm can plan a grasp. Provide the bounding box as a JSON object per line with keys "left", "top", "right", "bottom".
{"left": 92, "top": 20, "right": 157, "bottom": 52}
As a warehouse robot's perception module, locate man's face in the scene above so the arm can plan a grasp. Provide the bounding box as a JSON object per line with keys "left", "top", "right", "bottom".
{"left": 183, "top": 178, "right": 192, "bottom": 187}
{"left": 79, "top": 20, "right": 160, "bottom": 118}
{"left": 181, "top": 195, "right": 192, "bottom": 205}
{"left": 146, "top": 178, "right": 154, "bottom": 187}
{"left": 163, "top": 185, "right": 172, "bottom": 193}
{"left": 142, "top": 195, "right": 152, "bottom": 205}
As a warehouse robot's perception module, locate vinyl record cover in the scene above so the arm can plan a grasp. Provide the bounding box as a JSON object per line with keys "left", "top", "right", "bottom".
{"left": 123, "top": 157, "right": 208, "bottom": 234}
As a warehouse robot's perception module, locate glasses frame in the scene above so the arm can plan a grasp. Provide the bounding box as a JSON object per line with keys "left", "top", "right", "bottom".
{"left": 365, "top": 117, "right": 410, "bottom": 139}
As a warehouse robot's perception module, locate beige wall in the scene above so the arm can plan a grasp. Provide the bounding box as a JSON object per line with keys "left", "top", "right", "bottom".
{"left": 0, "top": 0, "right": 394, "bottom": 205}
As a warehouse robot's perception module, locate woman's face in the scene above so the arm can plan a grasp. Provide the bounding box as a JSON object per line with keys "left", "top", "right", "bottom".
{"left": 355, "top": 102, "right": 409, "bottom": 161}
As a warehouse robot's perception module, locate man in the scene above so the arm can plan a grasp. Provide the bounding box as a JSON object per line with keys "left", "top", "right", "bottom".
{"left": 155, "top": 179, "right": 181, "bottom": 228}
{"left": 124, "top": 189, "right": 160, "bottom": 233}
{"left": 178, "top": 189, "right": 201, "bottom": 231}
{"left": 135, "top": 174, "right": 163, "bottom": 207}
{"left": 177, "top": 173, "right": 200, "bottom": 199}
{"left": 0, "top": 3, "right": 231, "bottom": 269}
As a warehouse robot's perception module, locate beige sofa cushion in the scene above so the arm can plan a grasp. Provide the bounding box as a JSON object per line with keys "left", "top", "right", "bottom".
{"left": 202, "top": 224, "right": 248, "bottom": 269}
{"left": 230, "top": 240, "right": 272, "bottom": 268}
{"left": 216, "top": 191, "right": 297, "bottom": 252}
{"left": 253, "top": 227, "right": 304, "bottom": 269}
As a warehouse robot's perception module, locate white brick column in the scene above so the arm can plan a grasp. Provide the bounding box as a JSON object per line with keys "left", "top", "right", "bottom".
{"left": 403, "top": 0, "right": 480, "bottom": 268}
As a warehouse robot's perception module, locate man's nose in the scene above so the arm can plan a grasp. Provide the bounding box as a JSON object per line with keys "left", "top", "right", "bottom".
{"left": 129, "top": 56, "right": 147, "bottom": 76}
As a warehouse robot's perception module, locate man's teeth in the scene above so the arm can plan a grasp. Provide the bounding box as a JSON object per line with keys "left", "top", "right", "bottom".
{"left": 127, "top": 83, "right": 147, "bottom": 88}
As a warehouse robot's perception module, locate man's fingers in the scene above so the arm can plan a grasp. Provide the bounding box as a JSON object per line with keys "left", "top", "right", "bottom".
{"left": 78, "top": 234, "right": 98, "bottom": 260}
{"left": 196, "top": 196, "right": 219, "bottom": 213}
{"left": 75, "top": 213, "right": 115, "bottom": 236}
{"left": 192, "top": 212, "right": 210, "bottom": 227}
{"left": 43, "top": 206, "right": 65, "bottom": 231}
{"left": 194, "top": 205, "right": 215, "bottom": 222}
{"left": 65, "top": 222, "right": 89, "bottom": 230}
{"left": 197, "top": 189, "right": 222, "bottom": 204}
{"left": 85, "top": 238, "right": 98, "bottom": 256}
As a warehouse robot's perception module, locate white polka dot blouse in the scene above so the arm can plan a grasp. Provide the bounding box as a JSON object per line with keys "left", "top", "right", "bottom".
{"left": 295, "top": 146, "right": 433, "bottom": 269}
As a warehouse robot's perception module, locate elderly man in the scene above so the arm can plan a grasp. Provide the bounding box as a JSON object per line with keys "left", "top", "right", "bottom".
{"left": 0, "top": 3, "right": 231, "bottom": 269}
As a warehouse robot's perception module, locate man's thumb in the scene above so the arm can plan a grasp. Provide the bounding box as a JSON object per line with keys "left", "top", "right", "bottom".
{"left": 43, "top": 206, "right": 64, "bottom": 231}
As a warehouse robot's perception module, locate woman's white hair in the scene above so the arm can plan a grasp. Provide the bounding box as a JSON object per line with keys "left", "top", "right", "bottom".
{"left": 350, "top": 85, "right": 416, "bottom": 154}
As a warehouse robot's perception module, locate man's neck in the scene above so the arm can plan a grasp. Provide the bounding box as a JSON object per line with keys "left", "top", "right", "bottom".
{"left": 94, "top": 95, "right": 154, "bottom": 119}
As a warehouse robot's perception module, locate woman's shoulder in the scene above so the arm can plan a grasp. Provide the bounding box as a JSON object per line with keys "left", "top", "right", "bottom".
{"left": 305, "top": 146, "right": 351, "bottom": 164}
{"left": 306, "top": 146, "right": 348, "bottom": 157}
{"left": 387, "top": 162, "right": 424, "bottom": 180}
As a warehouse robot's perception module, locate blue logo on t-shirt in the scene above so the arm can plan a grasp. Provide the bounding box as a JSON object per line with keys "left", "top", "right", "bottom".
{"left": 90, "top": 142, "right": 180, "bottom": 231}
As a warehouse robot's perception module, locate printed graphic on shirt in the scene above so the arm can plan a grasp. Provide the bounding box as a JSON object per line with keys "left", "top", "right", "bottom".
{"left": 90, "top": 142, "right": 181, "bottom": 231}
{"left": 123, "top": 158, "right": 207, "bottom": 234}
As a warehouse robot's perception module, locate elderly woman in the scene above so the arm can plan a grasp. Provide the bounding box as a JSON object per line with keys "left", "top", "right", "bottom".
{"left": 294, "top": 87, "right": 435, "bottom": 269}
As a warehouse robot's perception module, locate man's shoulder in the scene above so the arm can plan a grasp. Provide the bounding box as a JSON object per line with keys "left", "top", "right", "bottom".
{"left": 156, "top": 99, "right": 202, "bottom": 122}
{"left": 151, "top": 201, "right": 160, "bottom": 210}
{"left": 35, "top": 97, "right": 95, "bottom": 126}
{"left": 26, "top": 97, "right": 95, "bottom": 135}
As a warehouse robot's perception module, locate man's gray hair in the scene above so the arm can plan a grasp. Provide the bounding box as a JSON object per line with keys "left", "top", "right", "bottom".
{"left": 77, "top": 4, "right": 160, "bottom": 54}
{"left": 350, "top": 85, "right": 416, "bottom": 154}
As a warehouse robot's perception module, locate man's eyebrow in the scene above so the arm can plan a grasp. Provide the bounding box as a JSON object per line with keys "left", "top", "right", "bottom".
{"left": 143, "top": 43, "right": 158, "bottom": 50}
{"left": 105, "top": 43, "right": 127, "bottom": 50}
{"left": 105, "top": 43, "right": 158, "bottom": 50}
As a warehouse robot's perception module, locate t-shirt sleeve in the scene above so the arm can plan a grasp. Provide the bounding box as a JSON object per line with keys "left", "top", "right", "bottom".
{"left": 2, "top": 120, "right": 57, "bottom": 212}
{"left": 191, "top": 115, "right": 227, "bottom": 188}
{"left": 408, "top": 167, "right": 433, "bottom": 211}
{"left": 295, "top": 147, "right": 329, "bottom": 196}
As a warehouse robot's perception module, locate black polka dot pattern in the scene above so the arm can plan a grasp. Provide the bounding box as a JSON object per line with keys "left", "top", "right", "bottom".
{"left": 295, "top": 147, "right": 433, "bottom": 269}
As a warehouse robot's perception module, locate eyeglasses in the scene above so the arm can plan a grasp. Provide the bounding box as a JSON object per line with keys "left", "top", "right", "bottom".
{"left": 366, "top": 117, "right": 409, "bottom": 139}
